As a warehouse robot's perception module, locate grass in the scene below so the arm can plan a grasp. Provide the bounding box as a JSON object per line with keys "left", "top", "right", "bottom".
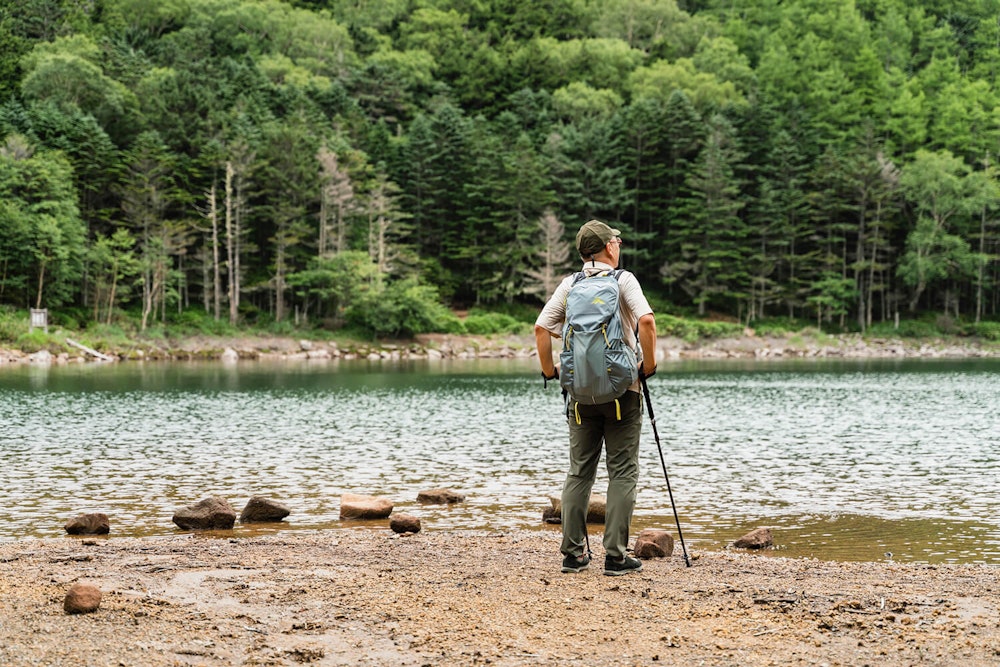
{"left": 2, "top": 304, "right": 999, "bottom": 355}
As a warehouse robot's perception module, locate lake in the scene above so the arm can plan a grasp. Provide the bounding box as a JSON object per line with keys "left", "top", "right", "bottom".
{"left": 0, "top": 357, "right": 997, "bottom": 565}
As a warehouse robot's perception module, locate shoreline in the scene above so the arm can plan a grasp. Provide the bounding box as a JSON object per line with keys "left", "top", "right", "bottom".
{"left": 2, "top": 330, "right": 999, "bottom": 366}
{"left": 1, "top": 529, "right": 998, "bottom": 666}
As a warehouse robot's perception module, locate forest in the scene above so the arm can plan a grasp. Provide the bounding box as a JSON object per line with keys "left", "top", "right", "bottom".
{"left": 1, "top": 0, "right": 999, "bottom": 339}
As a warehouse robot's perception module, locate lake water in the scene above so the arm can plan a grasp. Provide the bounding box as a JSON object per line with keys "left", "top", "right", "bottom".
{"left": 1, "top": 357, "right": 997, "bottom": 565}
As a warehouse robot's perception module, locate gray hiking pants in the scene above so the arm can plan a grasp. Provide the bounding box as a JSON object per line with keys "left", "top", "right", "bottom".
{"left": 561, "top": 390, "right": 642, "bottom": 560}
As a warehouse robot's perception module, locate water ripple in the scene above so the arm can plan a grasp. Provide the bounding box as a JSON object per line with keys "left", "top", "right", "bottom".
{"left": 1, "top": 358, "right": 998, "bottom": 564}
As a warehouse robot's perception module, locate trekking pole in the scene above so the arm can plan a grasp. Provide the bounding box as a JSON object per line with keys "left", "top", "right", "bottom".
{"left": 640, "top": 376, "right": 691, "bottom": 567}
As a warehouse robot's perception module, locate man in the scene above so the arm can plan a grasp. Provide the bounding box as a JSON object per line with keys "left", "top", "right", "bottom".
{"left": 534, "top": 220, "right": 657, "bottom": 576}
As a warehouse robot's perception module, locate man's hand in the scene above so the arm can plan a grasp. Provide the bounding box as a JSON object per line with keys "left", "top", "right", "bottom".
{"left": 639, "top": 363, "right": 656, "bottom": 380}
{"left": 541, "top": 367, "right": 559, "bottom": 388}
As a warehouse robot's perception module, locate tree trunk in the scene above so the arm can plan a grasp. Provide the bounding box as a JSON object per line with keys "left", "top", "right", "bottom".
{"left": 210, "top": 183, "right": 221, "bottom": 321}
{"left": 225, "top": 161, "right": 237, "bottom": 326}
{"left": 35, "top": 260, "right": 46, "bottom": 309}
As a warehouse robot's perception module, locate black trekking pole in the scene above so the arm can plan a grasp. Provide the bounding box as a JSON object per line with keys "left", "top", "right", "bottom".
{"left": 640, "top": 376, "right": 691, "bottom": 567}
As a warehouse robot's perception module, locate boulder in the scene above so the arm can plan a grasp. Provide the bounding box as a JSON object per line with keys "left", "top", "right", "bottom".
{"left": 339, "top": 493, "right": 393, "bottom": 520}
{"left": 389, "top": 513, "right": 421, "bottom": 534}
{"left": 172, "top": 497, "right": 237, "bottom": 530}
{"left": 416, "top": 488, "right": 466, "bottom": 504}
{"left": 29, "top": 350, "right": 53, "bottom": 364}
{"left": 548, "top": 495, "right": 606, "bottom": 524}
{"left": 64, "top": 583, "right": 102, "bottom": 614}
{"left": 220, "top": 348, "right": 239, "bottom": 363}
{"left": 64, "top": 513, "right": 110, "bottom": 535}
{"left": 634, "top": 529, "right": 674, "bottom": 559}
{"left": 733, "top": 527, "right": 773, "bottom": 549}
{"left": 239, "top": 496, "right": 291, "bottom": 523}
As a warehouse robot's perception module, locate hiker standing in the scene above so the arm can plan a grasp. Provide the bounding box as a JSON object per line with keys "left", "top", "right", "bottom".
{"left": 534, "top": 220, "right": 657, "bottom": 576}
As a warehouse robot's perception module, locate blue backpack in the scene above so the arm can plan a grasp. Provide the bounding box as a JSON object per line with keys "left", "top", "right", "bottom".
{"left": 559, "top": 270, "right": 638, "bottom": 406}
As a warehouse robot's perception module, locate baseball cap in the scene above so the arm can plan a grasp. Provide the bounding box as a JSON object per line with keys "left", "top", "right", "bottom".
{"left": 576, "top": 220, "right": 622, "bottom": 256}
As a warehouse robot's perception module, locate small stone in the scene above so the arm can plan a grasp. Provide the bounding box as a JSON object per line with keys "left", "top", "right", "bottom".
{"left": 64, "top": 583, "right": 102, "bottom": 614}
{"left": 416, "top": 489, "right": 466, "bottom": 504}
{"left": 65, "top": 513, "right": 110, "bottom": 535}
{"left": 634, "top": 529, "right": 674, "bottom": 559}
{"left": 733, "top": 527, "right": 773, "bottom": 549}
{"left": 390, "top": 513, "right": 421, "bottom": 534}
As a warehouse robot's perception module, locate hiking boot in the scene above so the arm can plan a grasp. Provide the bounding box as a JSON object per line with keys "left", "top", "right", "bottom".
{"left": 603, "top": 555, "right": 643, "bottom": 576}
{"left": 561, "top": 553, "right": 591, "bottom": 573}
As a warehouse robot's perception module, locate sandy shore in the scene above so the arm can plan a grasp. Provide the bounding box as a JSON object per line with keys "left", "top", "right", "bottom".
{"left": 1, "top": 530, "right": 997, "bottom": 666}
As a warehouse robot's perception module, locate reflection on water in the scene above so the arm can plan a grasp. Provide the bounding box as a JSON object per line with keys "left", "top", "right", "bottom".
{"left": 0, "top": 357, "right": 998, "bottom": 565}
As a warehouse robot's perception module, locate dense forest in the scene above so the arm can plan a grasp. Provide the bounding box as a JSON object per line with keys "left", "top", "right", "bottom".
{"left": 1, "top": 0, "right": 998, "bottom": 338}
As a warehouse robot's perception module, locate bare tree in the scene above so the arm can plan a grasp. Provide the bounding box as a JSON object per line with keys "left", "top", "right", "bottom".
{"left": 225, "top": 143, "right": 255, "bottom": 326}
{"left": 316, "top": 145, "right": 355, "bottom": 257}
{"left": 523, "top": 210, "right": 572, "bottom": 300}
{"left": 366, "top": 171, "right": 410, "bottom": 279}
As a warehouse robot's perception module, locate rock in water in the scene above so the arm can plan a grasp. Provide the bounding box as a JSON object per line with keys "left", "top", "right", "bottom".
{"left": 172, "top": 497, "right": 237, "bottom": 530}
{"left": 64, "top": 513, "right": 110, "bottom": 535}
{"left": 239, "top": 496, "right": 291, "bottom": 523}
{"left": 733, "top": 527, "right": 773, "bottom": 549}
{"left": 339, "top": 493, "right": 393, "bottom": 520}
{"left": 416, "top": 489, "right": 466, "bottom": 504}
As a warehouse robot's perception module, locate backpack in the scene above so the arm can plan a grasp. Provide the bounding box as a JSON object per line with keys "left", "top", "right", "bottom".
{"left": 559, "top": 270, "right": 638, "bottom": 405}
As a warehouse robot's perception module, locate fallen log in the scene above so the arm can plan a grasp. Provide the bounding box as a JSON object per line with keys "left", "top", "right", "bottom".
{"left": 65, "top": 338, "right": 115, "bottom": 362}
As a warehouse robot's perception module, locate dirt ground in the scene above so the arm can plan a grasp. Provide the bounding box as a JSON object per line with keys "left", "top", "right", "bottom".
{"left": 0, "top": 530, "right": 997, "bottom": 667}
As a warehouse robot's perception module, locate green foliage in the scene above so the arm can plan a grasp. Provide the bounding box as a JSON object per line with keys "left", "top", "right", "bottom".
{"left": 462, "top": 311, "right": 532, "bottom": 336}
{"left": 751, "top": 317, "right": 811, "bottom": 337}
{"left": 346, "top": 279, "right": 464, "bottom": 338}
{"left": 14, "top": 328, "right": 64, "bottom": 353}
{"left": 0, "top": 306, "right": 28, "bottom": 342}
{"left": 868, "top": 319, "right": 941, "bottom": 338}
{"left": 655, "top": 313, "right": 743, "bottom": 342}
{"left": 969, "top": 321, "right": 1000, "bottom": 341}
{"left": 1, "top": 0, "right": 1000, "bottom": 339}
{"left": 169, "top": 309, "right": 241, "bottom": 336}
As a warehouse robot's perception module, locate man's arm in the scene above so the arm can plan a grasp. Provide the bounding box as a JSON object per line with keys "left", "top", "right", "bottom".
{"left": 534, "top": 325, "right": 559, "bottom": 379}
{"left": 637, "top": 313, "right": 657, "bottom": 376}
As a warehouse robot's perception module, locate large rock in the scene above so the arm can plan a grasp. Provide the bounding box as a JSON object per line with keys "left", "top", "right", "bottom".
{"left": 64, "top": 583, "right": 102, "bottom": 614}
{"left": 339, "top": 493, "right": 393, "bottom": 520}
{"left": 389, "top": 513, "right": 421, "bottom": 534}
{"left": 64, "top": 513, "right": 110, "bottom": 535}
{"left": 239, "top": 496, "right": 291, "bottom": 523}
{"left": 172, "top": 497, "right": 237, "bottom": 530}
{"left": 417, "top": 488, "right": 466, "bottom": 504}
{"left": 547, "top": 495, "right": 606, "bottom": 524}
{"left": 634, "top": 529, "right": 674, "bottom": 559}
{"left": 733, "top": 527, "right": 773, "bottom": 549}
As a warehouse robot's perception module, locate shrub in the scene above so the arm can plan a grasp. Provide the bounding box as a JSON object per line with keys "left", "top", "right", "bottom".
{"left": 15, "top": 329, "right": 66, "bottom": 353}
{"left": 656, "top": 314, "right": 743, "bottom": 342}
{"left": 751, "top": 317, "right": 809, "bottom": 336}
{"left": 970, "top": 321, "right": 1000, "bottom": 341}
{"left": 0, "top": 306, "right": 28, "bottom": 342}
{"left": 868, "top": 319, "right": 940, "bottom": 338}
{"left": 347, "top": 279, "right": 464, "bottom": 338}
{"left": 463, "top": 311, "right": 531, "bottom": 335}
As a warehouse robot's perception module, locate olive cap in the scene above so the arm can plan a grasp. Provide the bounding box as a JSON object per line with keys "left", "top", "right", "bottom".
{"left": 576, "top": 220, "right": 621, "bottom": 256}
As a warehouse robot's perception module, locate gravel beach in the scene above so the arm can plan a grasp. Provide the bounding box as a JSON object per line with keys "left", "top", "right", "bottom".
{"left": 1, "top": 529, "right": 997, "bottom": 666}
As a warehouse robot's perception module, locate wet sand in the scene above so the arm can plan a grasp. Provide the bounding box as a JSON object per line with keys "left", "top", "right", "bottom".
{"left": 1, "top": 529, "right": 997, "bottom": 666}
